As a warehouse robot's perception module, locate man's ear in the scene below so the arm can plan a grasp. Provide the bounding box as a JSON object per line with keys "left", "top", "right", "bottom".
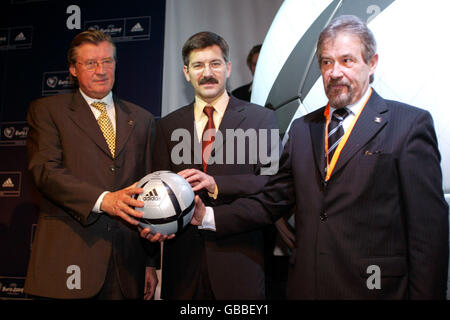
{"left": 183, "top": 65, "right": 191, "bottom": 82}
{"left": 369, "top": 53, "right": 378, "bottom": 75}
{"left": 226, "top": 61, "right": 231, "bottom": 79}
{"left": 69, "top": 64, "right": 77, "bottom": 78}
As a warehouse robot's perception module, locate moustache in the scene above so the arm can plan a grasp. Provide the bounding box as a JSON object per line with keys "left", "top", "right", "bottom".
{"left": 199, "top": 77, "right": 218, "bottom": 85}
{"left": 327, "top": 80, "right": 350, "bottom": 91}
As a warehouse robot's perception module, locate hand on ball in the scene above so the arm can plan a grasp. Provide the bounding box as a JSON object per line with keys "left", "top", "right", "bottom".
{"left": 138, "top": 226, "right": 175, "bottom": 242}
{"left": 101, "top": 182, "right": 144, "bottom": 225}
{"left": 190, "top": 195, "right": 206, "bottom": 226}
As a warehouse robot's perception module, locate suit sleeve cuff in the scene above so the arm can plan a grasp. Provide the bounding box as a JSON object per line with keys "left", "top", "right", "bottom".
{"left": 93, "top": 191, "right": 109, "bottom": 213}
{"left": 198, "top": 206, "right": 216, "bottom": 231}
{"left": 207, "top": 184, "right": 219, "bottom": 200}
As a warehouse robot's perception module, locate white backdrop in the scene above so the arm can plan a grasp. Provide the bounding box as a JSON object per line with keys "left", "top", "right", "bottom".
{"left": 161, "top": 0, "right": 283, "bottom": 117}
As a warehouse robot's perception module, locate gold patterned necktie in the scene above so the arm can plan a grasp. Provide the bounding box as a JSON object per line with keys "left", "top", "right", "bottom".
{"left": 91, "top": 101, "right": 115, "bottom": 158}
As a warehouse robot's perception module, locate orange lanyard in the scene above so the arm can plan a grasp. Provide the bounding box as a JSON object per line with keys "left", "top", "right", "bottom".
{"left": 324, "top": 88, "right": 372, "bottom": 181}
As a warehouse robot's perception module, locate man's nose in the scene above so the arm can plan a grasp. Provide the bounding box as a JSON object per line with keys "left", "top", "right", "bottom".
{"left": 94, "top": 62, "right": 106, "bottom": 73}
{"left": 202, "top": 64, "right": 213, "bottom": 76}
{"left": 330, "top": 63, "right": 343, "bottom": 78}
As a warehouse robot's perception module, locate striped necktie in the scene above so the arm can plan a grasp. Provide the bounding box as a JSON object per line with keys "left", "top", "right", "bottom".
{"left": 91, "top": 101, "right": 115, "bottom": 158}
{"left": 327, "top": 107, "right": 349, "bottom": 161}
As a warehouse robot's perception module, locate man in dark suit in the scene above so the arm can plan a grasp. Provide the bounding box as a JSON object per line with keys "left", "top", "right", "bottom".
{"left": 25, "top": 30, "right": 159, "bottom": 299}
{"left": 191, "top": 15, "right": 449, "bottom": 299}
{"left": 231, "top": 44, "right": 261, "bottom": 102}
{"left": 142, "top": 32, "right": 279, "bottom": 299}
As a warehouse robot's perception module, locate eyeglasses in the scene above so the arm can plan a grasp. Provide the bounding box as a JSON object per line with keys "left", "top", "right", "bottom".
{"left": 189, "top": 60, "right": 225, "bottom": 72}
{"left": 77, "top": 58, "right": 115, "bottom": 71}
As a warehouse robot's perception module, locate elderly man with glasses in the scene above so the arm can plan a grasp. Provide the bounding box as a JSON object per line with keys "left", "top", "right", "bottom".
{"left": 25, "top": 30, "right": 159, "bottom": 300}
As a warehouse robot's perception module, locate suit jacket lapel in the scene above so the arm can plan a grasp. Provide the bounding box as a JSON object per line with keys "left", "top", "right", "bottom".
{"left": 190, "top": 107, "right": 204, "bottom": 168}
{"left": 308, "top": 109, "right": 327, "bottom": 180}
{"left": 175, "top": 102, "right": 200, "bottom": 167}
{"left": 214, "top": 95, "right": 246, "bottom": 154}
{"left": 67, "top": 91, "right": 112, "bottom": 157}
{"left": 332, "top": 90, "right": 389, "bottom": 175}
{"left": 218, "top": 95, "right": 246, "bottom": 132}
{"left": 114, "top": 96, "right": 135, "bottom": 158}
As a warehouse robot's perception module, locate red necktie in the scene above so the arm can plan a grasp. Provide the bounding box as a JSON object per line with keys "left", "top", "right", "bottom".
{"left": 202, "top": 106, "right": 215, "bottom": 172}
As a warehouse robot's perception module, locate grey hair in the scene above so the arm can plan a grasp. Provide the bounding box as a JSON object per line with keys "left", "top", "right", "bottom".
{"left": 317, "top": 15, "right": 377, "bottom": 82}
{"left": 67, "top": 30, "right": 116, "bottom": 85}
{"left": 67, "top": 30, "right": 116, "bottom": 67}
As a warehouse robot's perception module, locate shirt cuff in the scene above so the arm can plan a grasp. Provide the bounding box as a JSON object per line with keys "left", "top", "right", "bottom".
{"left": 198, "top": 206, "right": 216, "bottom": 231}
{"left": 93, "top": 191, "right": 109, "bottom": 213}
{"left": 208, "top": 184, "right": 219, "bottom": 199}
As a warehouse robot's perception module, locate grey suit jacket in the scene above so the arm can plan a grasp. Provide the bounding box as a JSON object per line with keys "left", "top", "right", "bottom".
{"left": 25, "top": 90, "right": 159, "bottom": 299}
{"left": 214, "top": 90, "right": 449, "bottom": 299}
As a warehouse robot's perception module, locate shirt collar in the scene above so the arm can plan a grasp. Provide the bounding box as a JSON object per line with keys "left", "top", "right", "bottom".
{"left": 194, "top": 90, "right": 229, "bottom": 120}
{"left": 79, "top": 88, "right": 114, "bottom": 108}
{"left": 330, "top": 86, "right": 372, "bottom": 116}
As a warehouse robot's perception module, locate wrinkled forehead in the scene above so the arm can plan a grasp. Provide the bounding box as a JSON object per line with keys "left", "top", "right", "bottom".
{"left": 74, "top": 41, "right": 116, "bottom": 61}
{"left": 319, "top": 33, "right": 364, "bottom": 58}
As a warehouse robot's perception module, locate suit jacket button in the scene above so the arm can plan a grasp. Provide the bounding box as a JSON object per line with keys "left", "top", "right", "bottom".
{"left": 320, "top": 213, "right": 328, "bottom": 221}
{"left": 110, "top": 166, "right": 115, "bottom": 172}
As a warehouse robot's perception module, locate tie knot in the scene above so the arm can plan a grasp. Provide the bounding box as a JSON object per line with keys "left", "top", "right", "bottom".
{"left": 332, "top": 108, "right": 349, "bottom": 121}
{"left": 91, "top": 101, "right": 107, "bottom": 113}
{"left": 203, "top": 106, "right": 215, "bottom": 118}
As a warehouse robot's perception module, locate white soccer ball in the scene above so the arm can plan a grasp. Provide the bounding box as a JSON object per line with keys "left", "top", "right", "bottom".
{"left": 134, "top": 170, "right": 195, "bottom": 235}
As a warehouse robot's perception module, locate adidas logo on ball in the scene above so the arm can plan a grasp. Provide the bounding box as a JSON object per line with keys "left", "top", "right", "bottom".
{"left": 134, "top": 171, "right": 195, "bottom": 235}
{"left": 142, "top": 188, "right": 160, "bottom": 201}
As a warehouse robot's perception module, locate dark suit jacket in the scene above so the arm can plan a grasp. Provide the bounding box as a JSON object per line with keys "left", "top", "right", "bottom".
{"left": 232, "top": 83, "right": 252, "bottom": 102}
{"left": 25, "top": 90, "right": 159, "bottom": 299}
{"left": 152, "top": 95, "right": 280, "bottom": 299}
{"left": 214, "top": 90, "right": 449, "bottom": 299}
